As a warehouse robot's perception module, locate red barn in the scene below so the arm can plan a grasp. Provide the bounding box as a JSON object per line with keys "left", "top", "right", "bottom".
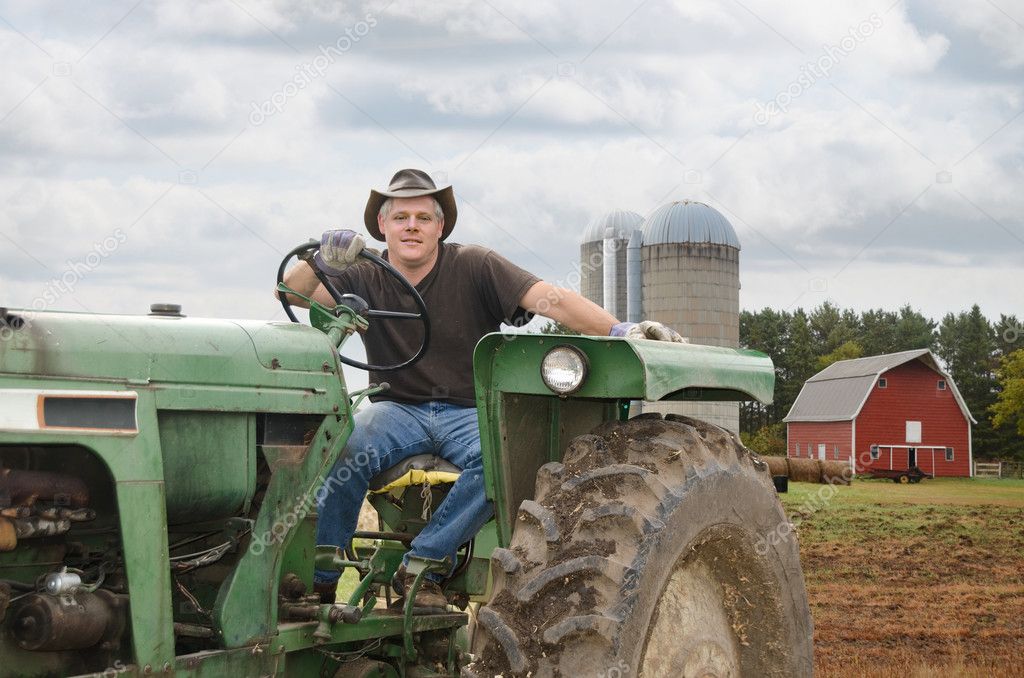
{"left": 784, "top": 349, "right": 975, "bottom": 477}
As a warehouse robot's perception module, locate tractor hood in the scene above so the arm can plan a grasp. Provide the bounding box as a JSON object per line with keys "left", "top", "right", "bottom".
{"left": 474, "top": 333, "right": 774, "bottom": 404}
{"left": 0, "top": 308, "right": 341, "bottom": 392}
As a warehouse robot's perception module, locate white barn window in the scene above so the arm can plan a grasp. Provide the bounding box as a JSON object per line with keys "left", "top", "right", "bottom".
{"left": 906, "top": 421, "right": 922, "bottom": 443}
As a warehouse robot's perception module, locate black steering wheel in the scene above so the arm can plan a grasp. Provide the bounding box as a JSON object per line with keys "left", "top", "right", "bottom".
{"left": 277, "top": 241, "right": 430, "bottom": 372}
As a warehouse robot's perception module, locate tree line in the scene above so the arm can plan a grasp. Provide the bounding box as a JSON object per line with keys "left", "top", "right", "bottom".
{"left": 740, "top": 303, "right": 1024, "bottom": 462}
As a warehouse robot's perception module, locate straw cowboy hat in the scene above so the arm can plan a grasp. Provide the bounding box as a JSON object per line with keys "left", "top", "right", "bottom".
{"left": 364, "top": 169, "right": 457, "bottom": 241}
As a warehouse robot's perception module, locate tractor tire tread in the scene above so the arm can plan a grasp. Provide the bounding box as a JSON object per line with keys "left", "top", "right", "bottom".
{"left": 469, "top": 417, "right": 813, "bottom": 678}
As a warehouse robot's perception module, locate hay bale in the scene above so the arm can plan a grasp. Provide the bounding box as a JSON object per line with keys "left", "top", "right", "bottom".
{"left": 787, "top": 458, "right": 823, "bottom": 483}
{"left": 764, "top": 456, "right": 790, "bottom": 478}
{"left": 821, "top": 460, "right": 852, "bottom": 486}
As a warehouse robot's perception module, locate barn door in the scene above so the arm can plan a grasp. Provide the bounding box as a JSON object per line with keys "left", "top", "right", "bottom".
{"left": 817, "top": 443, "right": 826, "bottom": 461}
{"left": 907, "top": 447, "right": 917, "bottom": 468}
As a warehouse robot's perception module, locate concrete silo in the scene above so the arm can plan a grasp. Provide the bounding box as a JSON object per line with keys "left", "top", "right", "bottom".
{"left": 640, "top": 200, "right": 741, "bottom": 432}
{"left": 579, "top": 210, "right": 643, "bottom": 319}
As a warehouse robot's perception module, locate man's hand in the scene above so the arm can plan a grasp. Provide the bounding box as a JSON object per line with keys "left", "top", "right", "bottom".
{"left": 313, "top": 229, "right": 365, "bottom": 276}
{"left": 610, "top": 321, "right": 688, "bottom": 343}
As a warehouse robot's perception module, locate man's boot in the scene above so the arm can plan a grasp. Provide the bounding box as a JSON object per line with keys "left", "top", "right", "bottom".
{"left": 391, "top": 566, "right": 448, "bottom": 613}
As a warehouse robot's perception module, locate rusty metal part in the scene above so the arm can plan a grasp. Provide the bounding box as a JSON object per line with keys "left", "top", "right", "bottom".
{"left": 0, "top": 582, "right": 10, "bottom": 621}
{"left": 0, "top": 469, "right": 89, "bottom": 508}
{"left": 278, "top": 602, "right": 319, "bottom": 621}
{"left": 12, "top": 517, "right": 72, "bottom": 539}
{"left": 0, "top": 517, "right": 16, "bottom": 551}
{"left": 173, "top": 622, "right": 217, "bottom": 639}
{"left": 279, "top": 572, "right": 307, "bottom": 600}
{"left": 12, "top": 589, "right": 126, "bottom": 651}
{"left": 37, "top": 507, "right": 96, "bottom": 522}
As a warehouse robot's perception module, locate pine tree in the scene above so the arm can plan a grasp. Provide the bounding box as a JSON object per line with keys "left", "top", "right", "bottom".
{"left": 858, "top": 309, "right": 899, "bottom": 356}
{"left": 778, "top": 309, "right": 815, "bottom": 420}
{"left": 809, "top": 302, "right": 858, "bottom": 355}
{"left": 739, "top": 308, "right": 791, "bottom": 431}
{"left": 893, "top": 305, "right": 936, "bottom": 351}
{"left": 936, "top": 305, "right": 1000, "bottom": 458}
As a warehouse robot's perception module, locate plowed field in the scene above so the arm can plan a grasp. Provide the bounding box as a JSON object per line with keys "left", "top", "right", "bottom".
{"left": 780, "top": 478, "right": 1024, "bottom": 677}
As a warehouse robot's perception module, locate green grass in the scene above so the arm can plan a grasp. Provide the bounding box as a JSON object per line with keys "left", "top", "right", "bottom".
{"left": 331, "top": 537, "right": 376, "bottom": 604}
{"left": 782, "top": 477, "right": 1024, "bottom": 509}
{"left": 778, "top": 477, "right": 1024, "bottom": 550}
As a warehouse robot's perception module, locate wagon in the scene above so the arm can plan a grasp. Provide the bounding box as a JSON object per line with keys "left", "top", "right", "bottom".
{"left": 867, "top": 466, "right": 931, "bottom": 484}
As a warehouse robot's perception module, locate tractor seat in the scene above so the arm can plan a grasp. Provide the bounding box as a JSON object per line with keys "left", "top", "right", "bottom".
{"left": 367, "top": 454, "right": 462, "bottom": 495}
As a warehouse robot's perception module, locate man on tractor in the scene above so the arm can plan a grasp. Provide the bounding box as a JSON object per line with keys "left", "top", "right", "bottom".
{"left": 281, "top": 168, "right": 683, "bottom": 611}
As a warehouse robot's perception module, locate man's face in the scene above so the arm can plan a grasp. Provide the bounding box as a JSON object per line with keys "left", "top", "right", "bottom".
{"left": 378, "top": 196, "right": 444, "bottom": 269}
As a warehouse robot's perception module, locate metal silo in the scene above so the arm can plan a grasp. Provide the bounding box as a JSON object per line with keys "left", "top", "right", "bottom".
{"left": 579, "top": 210, "right": 643, "bottom": 316}
{"left": 641, "top": 200, "right": 741, "bottom": 432}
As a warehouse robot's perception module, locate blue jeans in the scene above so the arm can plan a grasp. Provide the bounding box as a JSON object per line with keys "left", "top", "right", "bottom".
{"left": 314, "top": 400, "right": 492, "bottom": 585}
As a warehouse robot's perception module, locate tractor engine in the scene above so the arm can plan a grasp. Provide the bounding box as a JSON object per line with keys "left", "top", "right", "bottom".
{"left": 0, "top": 450, "right": 130, "bottom": 672}
{"left": 0, "top": 306, "right": 348, "bottom": 677}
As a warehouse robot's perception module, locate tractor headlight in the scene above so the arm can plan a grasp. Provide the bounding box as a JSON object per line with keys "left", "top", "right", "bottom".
{"left": 540, "top": 346, "right": 589, "bottom": 395}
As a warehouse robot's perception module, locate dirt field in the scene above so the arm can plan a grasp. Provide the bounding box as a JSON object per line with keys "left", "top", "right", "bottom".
{"left": 779, "top": 478, "right": 1024, "bottom": 677}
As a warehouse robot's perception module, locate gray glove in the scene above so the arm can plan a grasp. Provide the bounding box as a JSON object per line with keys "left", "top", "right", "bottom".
{"left": 313, "top": 229, "right": 365, "bottom": 276}
{"left": 610, "top": 321, "right": 688, "bottom": 343}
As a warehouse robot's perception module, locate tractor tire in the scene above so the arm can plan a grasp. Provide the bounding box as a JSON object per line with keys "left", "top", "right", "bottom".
{"left": 334, "top": 658, "right": 397, "bottom": 677}
{"left": 466, "top": 415, "right": 813, "bottom": 678}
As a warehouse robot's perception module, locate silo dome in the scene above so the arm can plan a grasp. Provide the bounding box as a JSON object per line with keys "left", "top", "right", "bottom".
{"left": 642, "top": 201, "right": 740, "bottom": 249}
{"left": 579, "top": 210, "right": 642, "bottom": 314}
{"left": 580, "top": 209, "right": 643, "bottom": 244}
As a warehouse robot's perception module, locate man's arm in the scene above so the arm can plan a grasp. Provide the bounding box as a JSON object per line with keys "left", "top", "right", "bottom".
{"left": 520, "top": 281, "right": 618, "bottom": 336}
{"left": 277, "top": 261, "right": 335, "bottom": 308}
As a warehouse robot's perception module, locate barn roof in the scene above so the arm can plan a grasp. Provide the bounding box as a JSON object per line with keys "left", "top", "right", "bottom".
{"left": 784, "top": 349, "right": 976, "bottom": 424}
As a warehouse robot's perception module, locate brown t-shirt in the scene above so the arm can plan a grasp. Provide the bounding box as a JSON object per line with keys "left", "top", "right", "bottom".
{"left": 327, "top": 242, "right": 540, "bottom": 406}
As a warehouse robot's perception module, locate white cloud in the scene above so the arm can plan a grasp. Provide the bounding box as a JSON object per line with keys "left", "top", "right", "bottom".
{"left": 150, "top": 0, "right": 296, "bottom": 38}
{"left": 0, "top": 0, "right": 1021, "bottom": 331}
{"left": 933, "top": 0, "right": 1024, "bottom": 68}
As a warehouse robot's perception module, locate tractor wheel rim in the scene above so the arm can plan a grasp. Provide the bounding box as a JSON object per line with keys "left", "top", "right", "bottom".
{"left": 639, "top": 557, "right": 740, "bottom": 678}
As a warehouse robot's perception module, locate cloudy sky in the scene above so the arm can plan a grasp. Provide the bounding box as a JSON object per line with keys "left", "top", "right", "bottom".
{"left": 1, "top": 0, "right": 1022, "bottom": 372}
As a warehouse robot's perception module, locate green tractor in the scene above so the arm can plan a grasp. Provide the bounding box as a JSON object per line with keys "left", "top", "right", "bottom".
{"left": 0, "top": 243, "right": 812, "bottom": 677}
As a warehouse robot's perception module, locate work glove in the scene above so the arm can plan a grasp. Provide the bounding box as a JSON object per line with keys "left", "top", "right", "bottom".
{"left": 313, "top": 229, "right": 365, "bottom": 276}
{"left": 610, "top": 321, "right": 688, "bottom": 343}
